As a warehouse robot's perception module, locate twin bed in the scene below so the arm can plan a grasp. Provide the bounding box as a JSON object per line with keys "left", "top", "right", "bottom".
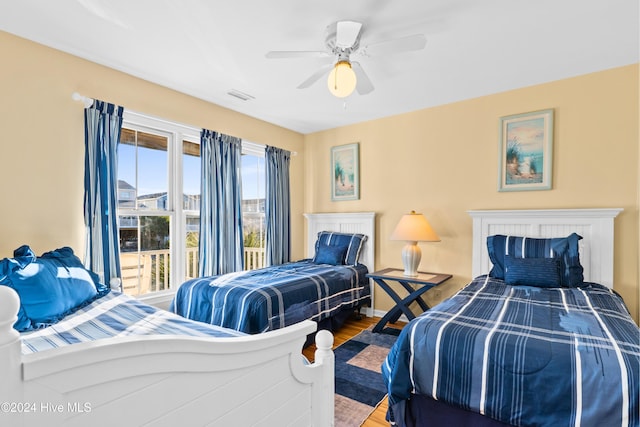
{"left": 383, "top": 208, "right": 639, "bottom": 427}
{"left": 170, "top": 212, "right": 376, "bottom": 334}
{"left": 0, "top": 212, "right": 375, "bottom": 426}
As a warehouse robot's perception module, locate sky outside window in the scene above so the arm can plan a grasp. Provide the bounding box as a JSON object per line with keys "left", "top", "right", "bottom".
{"left": 119, "top": 141, "right": 264, "bottom": 200}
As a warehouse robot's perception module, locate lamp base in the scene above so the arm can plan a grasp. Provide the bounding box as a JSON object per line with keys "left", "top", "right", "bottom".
{"left": 401, "top": 242, "right": 421, "bottom": 277}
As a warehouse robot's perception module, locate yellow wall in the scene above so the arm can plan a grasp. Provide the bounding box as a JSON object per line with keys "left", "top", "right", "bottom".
{"left": 0, "top": 31, "right": 305, "bottom": 259}
{"left": 1, "top": 30, "right": 638, "bottom": 323}
{"left": 304, "top": 64, "right": 639, "bottom": 323}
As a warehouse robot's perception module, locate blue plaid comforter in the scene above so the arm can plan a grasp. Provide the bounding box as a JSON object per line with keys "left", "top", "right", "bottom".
{"left": 171, "top": 261, "right": 370, "bottom": 334}
{"left": 382, "top": 275, "right": 640, "bottom": 427}
{"left": 21, "top": 292, "right": 245, "bottom": 354}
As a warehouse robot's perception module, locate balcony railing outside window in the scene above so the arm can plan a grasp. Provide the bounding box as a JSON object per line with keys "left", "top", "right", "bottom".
{"left": 121, "top": 246, "right": 265, "bottom": 297}
{"left": 245, "top": 247, "right": 265, "bottom": 271}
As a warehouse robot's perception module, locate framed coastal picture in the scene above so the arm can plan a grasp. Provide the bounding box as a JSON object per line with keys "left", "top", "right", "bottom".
{"left": 498, "top": 109, "right": 553, "bottom": 192}
{"left": 331, "top": 142, "right": 360, "bottom": 201}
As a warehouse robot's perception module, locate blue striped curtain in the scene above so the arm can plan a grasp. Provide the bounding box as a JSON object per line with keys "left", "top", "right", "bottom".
{"left": 83, "top": 100, "right": 124, "bottom": 287}
{"left": 199, "top": 130, "right": 244, "bottom": 276}
{"left": 265, "top": 146, "right": 291, "bottom": 266}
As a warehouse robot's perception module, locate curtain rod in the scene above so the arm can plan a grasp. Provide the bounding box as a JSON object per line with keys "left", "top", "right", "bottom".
{"left": 71, "top": 92, "right": 94, "bottom": 108}
{"left": 245, "top": 142, "right": 298, "bottom": 157}
{"left": 72, "top": 92, "right": 297, "bottom": 156}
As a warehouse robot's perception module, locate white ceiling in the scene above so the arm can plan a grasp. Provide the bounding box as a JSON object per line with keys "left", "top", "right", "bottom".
{"left": 1, "top": 0, "right": 638, "bottom": 134}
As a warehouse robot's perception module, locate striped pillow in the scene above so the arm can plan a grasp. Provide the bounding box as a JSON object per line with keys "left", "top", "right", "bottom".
{"left": 487, "top": 233, "right": 583, "bottom": 287}
{"left": 504, "top": 255, "right": 562, "bottom": 287}
{"left": 313, "top": 231, "right": 367, "bottom": 266}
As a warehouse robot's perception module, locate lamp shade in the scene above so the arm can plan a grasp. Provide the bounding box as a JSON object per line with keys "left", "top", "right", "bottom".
{"left": 390, "top": 211, "right": 440, "bottom": 242}
{"left": 391, "top": 211, "right": 440, "bottom": 276}
{"left": 327, "top": 61, "right": 356, "bottom": 98}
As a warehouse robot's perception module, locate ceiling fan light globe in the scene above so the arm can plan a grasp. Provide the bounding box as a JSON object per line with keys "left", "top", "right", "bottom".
{"left": 327, "top": 61, "right": 357, "bottom": 98}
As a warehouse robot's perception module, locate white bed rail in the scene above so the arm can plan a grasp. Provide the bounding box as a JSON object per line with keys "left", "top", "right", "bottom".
{"left": 0, "top": 286, "right": 335, "bottom": 427}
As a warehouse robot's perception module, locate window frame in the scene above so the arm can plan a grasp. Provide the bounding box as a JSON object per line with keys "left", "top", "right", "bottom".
{"left": 240, "top": 148, "right": 267, "bottom": 270}
{"left": 120, "top": 111, "right": 200, "bottom": 304}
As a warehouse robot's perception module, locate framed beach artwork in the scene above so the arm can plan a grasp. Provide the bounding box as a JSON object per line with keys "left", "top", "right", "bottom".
{"left": 331, "top": 142, "right": 360, "bottom": 201}
{"left": 498, "top": 109, "right": 553, "bottom": 192}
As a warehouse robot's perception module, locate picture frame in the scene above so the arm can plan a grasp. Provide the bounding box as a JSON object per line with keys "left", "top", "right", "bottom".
{"left": 331, "top": 142, "right": 360, "bottom": 201}
{"left": 498, "top": 109, "right": 553, "bottom": 192}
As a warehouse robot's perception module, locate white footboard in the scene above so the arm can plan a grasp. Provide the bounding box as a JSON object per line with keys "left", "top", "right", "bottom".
{"left": 0, "top": 287, "right": 334, "bottom": 427}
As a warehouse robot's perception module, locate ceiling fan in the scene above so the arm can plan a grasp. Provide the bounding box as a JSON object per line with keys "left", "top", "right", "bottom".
{"left": 266, "top": 20, "right": 427, "bottom": 98}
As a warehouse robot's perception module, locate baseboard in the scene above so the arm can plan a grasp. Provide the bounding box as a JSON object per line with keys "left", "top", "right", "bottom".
{"left": 372, "top": 308, "right": 409, "bottom": 324}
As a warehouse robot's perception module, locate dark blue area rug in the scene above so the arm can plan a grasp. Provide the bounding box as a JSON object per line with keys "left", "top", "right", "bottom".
{"left": 334, "top": 327, "right": 399, "bottom": 426}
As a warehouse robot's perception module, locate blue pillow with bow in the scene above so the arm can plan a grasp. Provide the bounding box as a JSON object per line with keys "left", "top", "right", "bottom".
{"left": 0, "top": 245, "right": 105, "bottom": 331}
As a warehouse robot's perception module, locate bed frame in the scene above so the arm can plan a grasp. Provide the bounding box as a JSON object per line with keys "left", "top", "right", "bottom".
{"left": 468, "top": 208, "right": 622, "bottom": 289}
{"left": 304, "top": 212, "right": 376, "bottom": 316}
{"left": 0, "top": 286, "right": 335, "bottom": 426}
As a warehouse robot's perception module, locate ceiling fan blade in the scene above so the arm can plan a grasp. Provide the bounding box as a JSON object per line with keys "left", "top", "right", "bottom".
{"left": 297, "top": 63, "right": 334, "bottom": 89}
{"left": 351, "top": 62, "right": 374, "bottom": 95}
{"left": 265, "top": 51, "right": 330, "bottom": 59}
{"left": 335, "top": 20, "right": 363, "bottom": 48}
{"left": 362, "top": 34, "right": 427, "bottom": 56}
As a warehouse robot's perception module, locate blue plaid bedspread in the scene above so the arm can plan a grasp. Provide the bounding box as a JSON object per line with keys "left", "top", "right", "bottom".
{"left": 170, "top": 261, "right": 370, "bottom": 334}
{"left": 382, "top": 275, "right": 640, "bottom": 427}
{"left": 21, "top": 292, "right": 245, "bottom": 354}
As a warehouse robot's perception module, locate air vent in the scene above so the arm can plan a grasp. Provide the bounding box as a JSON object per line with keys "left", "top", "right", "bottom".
{"left": 227, "top": 89, "right": 255, "bottom": 101}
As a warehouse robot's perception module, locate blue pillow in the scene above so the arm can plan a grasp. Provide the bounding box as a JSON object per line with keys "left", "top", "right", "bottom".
{"left": 313, "top": 231, "right": 367, "bottom": 266}
{"left": 504, "top": 255, "right": 562, "bottom": 287}
{"left": 0, "top": 245, "right": 102, "bottom": 331}
{"left": 40, "top": 246, "right": 108, "bottom": 294}
{"left": 313, "top": 244, "right": 347, "bottom": 265}
{"left": 487, "top": 233, "right": 583, "bottom": 287}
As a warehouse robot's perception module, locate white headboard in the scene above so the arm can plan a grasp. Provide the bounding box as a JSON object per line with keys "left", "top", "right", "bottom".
{"left": 304, "top": 212, "right": 376, "bottom": 316}
{"left": 303, "top": 212, "right": 376, "bottom": 274}
{"left": 468, "top": 208, "right": 623, "bottom": 289}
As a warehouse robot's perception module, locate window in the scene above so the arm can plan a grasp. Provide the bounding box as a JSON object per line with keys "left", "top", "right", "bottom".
{"left": 117, "top": 111, "right": 266, "bottom": 298}
{"left": 183, "top": 140, "right": 201, "bottom": 281}
{"left": 117, "top": 112, "right": 199, "bottom": 297}
{"left": 241, "top": 150, "right": 266, "bottom": 270}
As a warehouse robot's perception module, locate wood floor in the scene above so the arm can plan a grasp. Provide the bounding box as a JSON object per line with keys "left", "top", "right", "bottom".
{"left": 303, "top": 315, "right": 405, "bottom": 427}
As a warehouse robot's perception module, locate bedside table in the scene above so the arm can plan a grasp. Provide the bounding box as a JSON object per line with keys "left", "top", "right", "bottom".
{"left": 367, "top": 268, "right": 452, "bottom": 333}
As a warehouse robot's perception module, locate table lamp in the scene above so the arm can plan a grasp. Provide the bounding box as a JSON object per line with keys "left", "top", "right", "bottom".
{"left": 390, "top": 210, "right": 440, "bottom": 277}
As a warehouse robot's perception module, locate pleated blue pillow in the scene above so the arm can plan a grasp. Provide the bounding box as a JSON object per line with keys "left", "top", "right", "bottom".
{"left": 0, "top": 245, "right": 101, "bottom": 331}
{"left": 504, "top": 255, "right": 562, "bottom": 287}
{"left": 487, "top": 233, "right": 583, "bottom": 287}
{"left": 40, "top": 246, "right": 108, "bottom": 294}
{"left": 313, "top": 231, "right": 367, "bottom": 266}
